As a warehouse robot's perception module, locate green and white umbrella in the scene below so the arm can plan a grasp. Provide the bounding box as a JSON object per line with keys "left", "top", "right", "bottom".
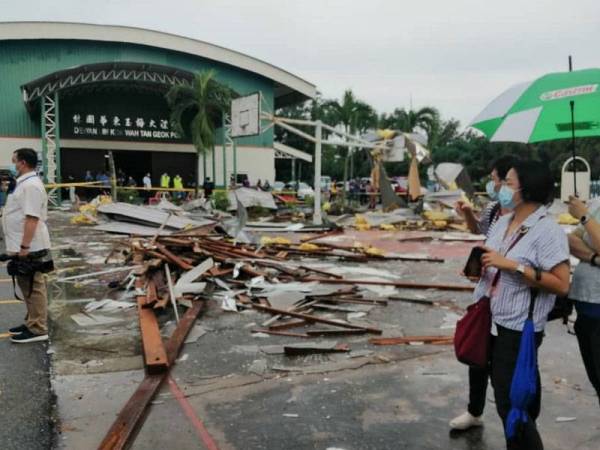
{"left": 470, "top": 68, "right": 600, "bottom": 143}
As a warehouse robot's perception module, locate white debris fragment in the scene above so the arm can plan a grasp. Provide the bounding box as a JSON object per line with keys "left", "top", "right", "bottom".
{"left": 555, "top": 417, "right": 576, "bottom": 423}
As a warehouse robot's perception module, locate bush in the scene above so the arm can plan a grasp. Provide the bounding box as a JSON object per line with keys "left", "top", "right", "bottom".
{"left": 212, "top": 190, "right": 230, "bottom": 211}
{"left": 116, "top": 188, "right": 142, "bottom": 204}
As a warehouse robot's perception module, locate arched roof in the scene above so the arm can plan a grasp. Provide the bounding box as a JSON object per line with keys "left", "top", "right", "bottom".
{"left": 20, "top": 61, "right": 196, "bottom": 112}
{"left": 0, "top": 21, "right": 316, "bottom": 107}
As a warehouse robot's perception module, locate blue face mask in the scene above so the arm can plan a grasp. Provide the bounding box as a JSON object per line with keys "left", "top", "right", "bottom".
{"left": 498, "top": 185, "right": 521, "bottom": 210}
{"left": 486, "top": 180, "right": 498, "bottom": 200}
{"left": 8, "top": 164, "right": 16, "bottom": 176}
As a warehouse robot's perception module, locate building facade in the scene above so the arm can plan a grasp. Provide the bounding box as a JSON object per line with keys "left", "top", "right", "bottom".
{"left": 0, "top": 21, "right": 315, "bottom": 187}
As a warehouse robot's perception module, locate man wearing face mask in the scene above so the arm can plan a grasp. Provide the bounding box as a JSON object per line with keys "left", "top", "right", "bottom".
{"left": 3, "top": 148, "right": 53, "bottom": 343}
{"left": 455, "top": 156, "right": 516, "bottom": 237}
{"left": 450, "top": 155, "right": 516, "bottom": 430}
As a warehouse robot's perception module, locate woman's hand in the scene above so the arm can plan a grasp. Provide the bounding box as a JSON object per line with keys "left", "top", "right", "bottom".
{"left": 568, "top": 195, "right": 588, "bottom": 220}
{"left": 454, "top": 200, "right": 472, "bottom": 217}
{"left": 480, "top": 246, "right": 517, "bottom": 271}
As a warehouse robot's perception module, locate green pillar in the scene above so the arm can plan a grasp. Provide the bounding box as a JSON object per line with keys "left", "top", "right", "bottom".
{"left": 54, "top": 92, "right": 62, "bottom": 186}
{"left": 222, "top": 114, "right": 227, "bottom": 189}
{"left": 233, "top": 140, "right": 237, "bottom": 186}
{"left": 211, "top": 144, "right": 216, "bottom": 186}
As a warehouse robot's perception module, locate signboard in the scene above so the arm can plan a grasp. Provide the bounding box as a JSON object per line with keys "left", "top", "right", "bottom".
{"left": 59, "top": 92, "right": 188, "bottom": 143}
{"left": 68, "top": 112, "right": 181, "bottom": 141}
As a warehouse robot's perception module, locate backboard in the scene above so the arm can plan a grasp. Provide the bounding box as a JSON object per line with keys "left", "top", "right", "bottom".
{"left": 231, "top": 92, "right": 261, "bottom": 137}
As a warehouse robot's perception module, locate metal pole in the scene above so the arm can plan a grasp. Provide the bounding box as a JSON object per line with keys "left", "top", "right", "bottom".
{"left": 291, "top": 158, "right": 296, "bottom": 181}
{"left": 569, "top": 57, "right": 577, "bottom": 195}
{"left": 40, "top": 100, "right": 48, "bottom": 183}
{"left": 570, "top": 100, "right": 577, "bottom": 195}
{"left": 313, "top": 120, "right": 322, "bottom": 225}
{"left": 108, "top": 150, "right": 117, "bottom": 202}
{"left": 54, "top": 92, "right": 62, "bottom": 203}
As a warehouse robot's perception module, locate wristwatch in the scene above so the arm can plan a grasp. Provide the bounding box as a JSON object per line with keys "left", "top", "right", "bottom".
{"left": 515, "top": 264, "right": 526, "bottom": 276}
{"left": 581, "top": 215, "right": 590, "bottom": 225}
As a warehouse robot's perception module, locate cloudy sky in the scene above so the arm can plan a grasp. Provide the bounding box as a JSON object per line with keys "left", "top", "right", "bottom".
{"left": 2, "top": 0, "right": 600, "bottom": 126}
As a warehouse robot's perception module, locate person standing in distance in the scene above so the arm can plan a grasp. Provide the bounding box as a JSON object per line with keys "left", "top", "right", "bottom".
{"left": 3, "top": 148, "right": 53, "bottom": 343}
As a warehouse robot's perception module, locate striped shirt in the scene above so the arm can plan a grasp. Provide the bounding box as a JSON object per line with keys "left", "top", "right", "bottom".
{"left": 473, "top": 205, "right": 569, "bottom": 332}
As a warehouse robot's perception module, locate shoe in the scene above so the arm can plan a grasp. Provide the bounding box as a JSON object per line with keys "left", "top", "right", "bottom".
{"left": 10, "top": 328, "right": 48, "bottom": 344}
{"left": 449, "top": 412, "right": 483, "bottom": 430}
{"left": 8, "top": 324, "right": 28, "bottom": 336}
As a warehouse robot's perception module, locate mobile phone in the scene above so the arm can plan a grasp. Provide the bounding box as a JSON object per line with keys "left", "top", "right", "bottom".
{"left": 464, "top": 246, "right": 485, "bottom": 278}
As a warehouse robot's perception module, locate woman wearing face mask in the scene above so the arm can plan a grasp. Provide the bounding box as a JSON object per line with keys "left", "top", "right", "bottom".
{"left": 451, "top": 155, "right": 516, "bottom": 431}
{"left": 476, "top": 160, "right": 570, "bottom": 449}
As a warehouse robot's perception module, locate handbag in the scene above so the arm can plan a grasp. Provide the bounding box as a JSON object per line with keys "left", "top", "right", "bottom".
{"left": 6, "top": 250, "right": 54, "bottom": 299}
{"left": 454, "top": 228, "right": 529, "bottom": 368}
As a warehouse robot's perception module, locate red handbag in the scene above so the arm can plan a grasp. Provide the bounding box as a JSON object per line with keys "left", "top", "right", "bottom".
{"left": 454, "top": 229, "right": 528, "bottom": 368}
{"left": 454, "top": 278, "right": 495, "bottom": 368}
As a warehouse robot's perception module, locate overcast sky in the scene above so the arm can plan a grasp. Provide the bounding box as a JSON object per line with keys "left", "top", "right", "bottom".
{"left": 2, "top": 0, "right": 600, "bottom": 127}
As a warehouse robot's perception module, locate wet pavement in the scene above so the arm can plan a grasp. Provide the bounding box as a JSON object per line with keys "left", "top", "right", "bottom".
{"left": 37, "top": 210, "right": 600, "bottom": 449}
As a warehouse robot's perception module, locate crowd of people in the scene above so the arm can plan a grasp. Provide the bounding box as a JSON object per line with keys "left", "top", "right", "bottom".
{"left": 452, "top": 156, "right": 600, "bottom": 450}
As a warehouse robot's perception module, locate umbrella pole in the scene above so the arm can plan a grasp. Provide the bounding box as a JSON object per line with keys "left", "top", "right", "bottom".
{"left": 570, "top": 100, "right": 577, "bottom": 196}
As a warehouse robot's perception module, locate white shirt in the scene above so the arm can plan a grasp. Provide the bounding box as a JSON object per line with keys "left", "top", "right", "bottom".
{"left": 1, "top": 171, "right": 51, "bottom": 253}
{"left": 143, "top": 176, "right": 152, "bottom": 189}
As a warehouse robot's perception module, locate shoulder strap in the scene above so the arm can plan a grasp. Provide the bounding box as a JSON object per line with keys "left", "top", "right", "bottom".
{"left": 528, "top": 288, "right": 538, "bottom": 319}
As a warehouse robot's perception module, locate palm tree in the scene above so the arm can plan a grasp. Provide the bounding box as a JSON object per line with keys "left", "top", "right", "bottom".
{"left": 380, "top": 106, "right": 439, "bottom": 135}
{"left": 166, "top": 70, "right": 233, "bottom": 193}
{"left": 322, "top": 90, "right": 377, "bottom": 203}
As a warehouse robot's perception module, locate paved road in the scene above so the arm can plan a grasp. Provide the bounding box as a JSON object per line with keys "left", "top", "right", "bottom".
{"left": 0, "top": 265, "right": 54, "bottom": 450}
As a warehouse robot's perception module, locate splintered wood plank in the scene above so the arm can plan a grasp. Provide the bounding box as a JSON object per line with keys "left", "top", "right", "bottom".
{"left": 98, "top": 300, "right": 206, "bottom": 450}
{"left": 135, "top": 276, "right": 168, "bottom": 374}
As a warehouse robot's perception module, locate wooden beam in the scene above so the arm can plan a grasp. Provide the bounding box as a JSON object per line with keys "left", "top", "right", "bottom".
{"left": 98, "top": 300, "right": 207, "bottom": 450}
{"left": 302, "top": 276, "right": 475, "bottom": 292}
{"left": 137, "top": 294, "right": 168, "bottom": 374}
{"left": 251, "top": 303, "right": 382, "bottom": 334}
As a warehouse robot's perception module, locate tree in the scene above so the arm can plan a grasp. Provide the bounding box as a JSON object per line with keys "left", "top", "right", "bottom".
{"left": 321, "top": 90, "right": 377, "bottom": 201}
{"left": 379, "top": 107, "right": 439, "bottom": 135}
{"left": 166, "top": 70, "right": 233, "bottom": 192}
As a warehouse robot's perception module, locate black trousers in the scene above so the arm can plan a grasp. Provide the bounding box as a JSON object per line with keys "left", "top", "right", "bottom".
{"left": 491, "top": 324, "right": 544, "bottom": 450}
{"left": 467, "top": 336, "right": 494, "bottom": 417}
{"left": 574, "top": 314, "right": 600, "bottom": 404}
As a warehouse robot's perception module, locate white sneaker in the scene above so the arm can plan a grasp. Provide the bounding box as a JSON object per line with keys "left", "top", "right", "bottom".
{"left": 449, "top": 411, "right": 483, "bottom": 430}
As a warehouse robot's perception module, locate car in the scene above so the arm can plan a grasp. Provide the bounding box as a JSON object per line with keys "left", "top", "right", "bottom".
{"left": 272, "top": 181, "right": 286, "bottom": 193}
{"left": 320, "top": 176, "right": 332, "bottom": 191}
{"left": 296, "top": 182, "right": 315, "bottom": 200}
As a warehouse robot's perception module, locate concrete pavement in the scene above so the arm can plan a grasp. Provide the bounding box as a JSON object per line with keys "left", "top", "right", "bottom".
{"left": 0, "top": 268, "right": 54, "bottom": 450}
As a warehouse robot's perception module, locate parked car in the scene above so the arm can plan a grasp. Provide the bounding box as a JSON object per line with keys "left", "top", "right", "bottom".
{"left": 272, "top": 181, "right": 286, "bottom": 193}
{"left": 297, "top": 182, "right": 315, "bottom": 200}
